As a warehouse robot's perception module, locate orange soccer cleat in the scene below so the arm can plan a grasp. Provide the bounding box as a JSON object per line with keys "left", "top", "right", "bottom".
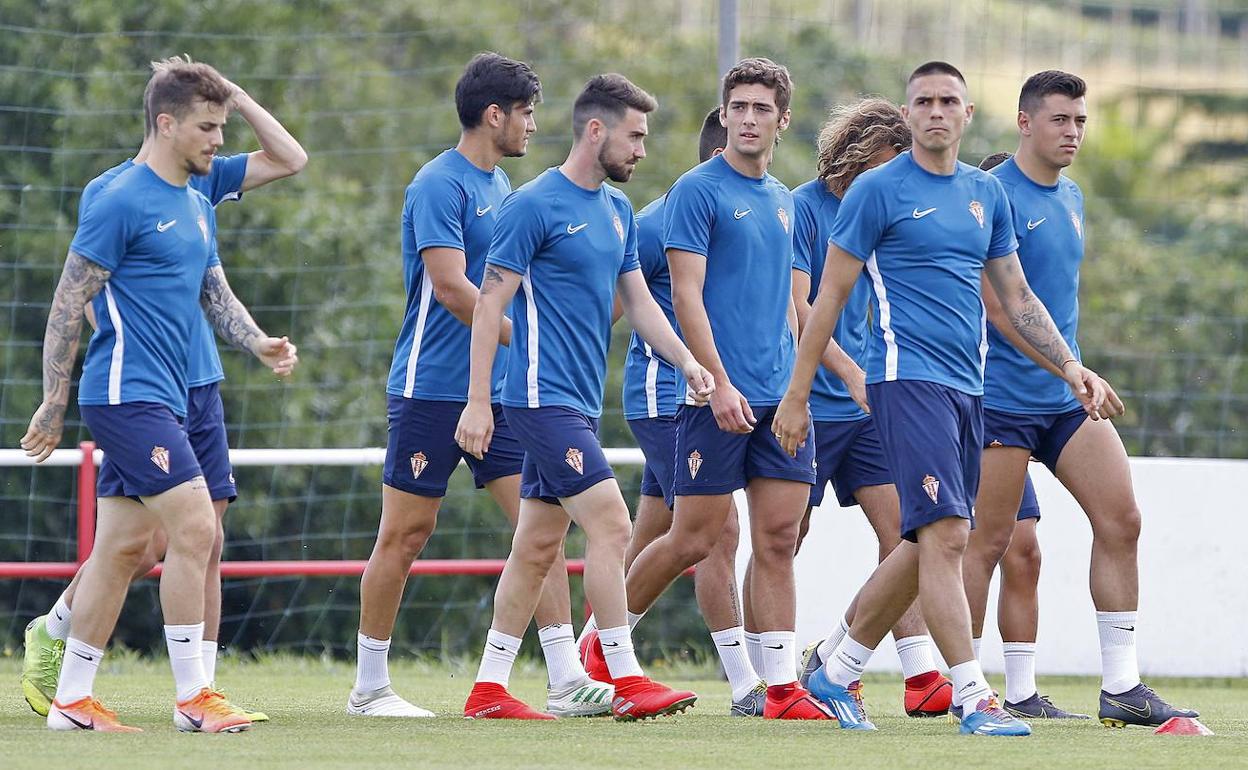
{"left": 174, "top": 687, "right": 252, "bottom": 733}
{"left": 904, "top": 670, "right": 953, "bottom": 717}
{"left": 47, "top": 696, "right": 142, "bottom": 733}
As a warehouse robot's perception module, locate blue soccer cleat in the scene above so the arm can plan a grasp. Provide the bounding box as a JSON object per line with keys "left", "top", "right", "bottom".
{"left": 1099, "top": 682, "right": 1199, "bottom": 728}
{"left": 959, "top": 696, "right": 1032, "bottom": 736}
{"left": 807, "top": 666, "right": 876, "bottom": 730}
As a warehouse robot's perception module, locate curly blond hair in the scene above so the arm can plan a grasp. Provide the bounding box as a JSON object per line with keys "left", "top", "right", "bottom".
{"left": 816, "top": 97, "right": 911, "bottom": 196}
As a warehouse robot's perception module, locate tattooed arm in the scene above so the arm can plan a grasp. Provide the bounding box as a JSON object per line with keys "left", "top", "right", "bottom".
{"left": 983, "top": 253, "right": 1107, "bottom": 418}
{"left": 21, "top": 252, "right": 110, "bottom": 461}
{"left": 454, "top": 265, "right": 521, "bottom": 459}
{"left": 200, "top": 264, "right": 298, "bottom": 376}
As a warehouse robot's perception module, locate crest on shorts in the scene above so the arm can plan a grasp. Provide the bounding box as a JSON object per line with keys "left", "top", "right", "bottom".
{"left": 565, "top": 447, "right": 584, "bottom": 475}
{"left": 988, "top": 439, "right": 1003, "bottom": 448}
{"left": 197, "top": 215, "right": 209, "bottom": 243}
{"left": 777, "top": 207, "right": 790, "bottom": 233}
{"left": 150, "top": 446, "right": 171, "bottom": 474}
{"left": 968, "top": 201, "right": 985, "bottom": 229}
{"left": 921, "top": 474, "right": 940, "bottom": 504}
{"left": 687, "top": 450, "right": 703, "bottom": 480}
{"left": 612, "top": 215, "right": 625, "bottom": 243}
{"left": 410, "top": 451, "right": 429, "bottom": 479}
{"left": 1070, "top": 210, "right": 1083, "bottom": 239}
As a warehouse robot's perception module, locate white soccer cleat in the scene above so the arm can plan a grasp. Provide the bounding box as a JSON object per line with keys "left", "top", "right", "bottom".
{"left": 545, "top": 676, "right": 614, "bottom": 717}
{"left": 347, "top": 684, "right": 436, "bottom": 717}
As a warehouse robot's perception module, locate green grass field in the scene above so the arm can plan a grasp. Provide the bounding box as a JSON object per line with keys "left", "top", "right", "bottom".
{"left": 2, "top": 656, "right": 1245, "bottom": 769}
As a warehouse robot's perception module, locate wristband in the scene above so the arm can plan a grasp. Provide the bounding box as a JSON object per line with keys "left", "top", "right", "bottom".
{"left": 1060, "top": 358, "right": 1080, "bottom": 370}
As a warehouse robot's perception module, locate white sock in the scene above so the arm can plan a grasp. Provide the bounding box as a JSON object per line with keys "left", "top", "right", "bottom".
{"left": 825, "top": 633, "right": 873, "bottom": 687}
{"left": 165, "top": 623, "right": 209, "bottom": 702}
{"left": 576, "top": 614, "right": 597, "bottom": 647}
{"left": 598, "top": 625, "right": 643, "bottom": 680}
{"left": 539, "top": 623, "right": 586, "bottom": 689}
{"left": 710, "top": 626, "right": 759, "bottom": 700}
{"left": 744, "top": 631, "right": 764, "bottom": 675}
{"left": 476, "top": 629, "right": 522, "bottom": 687}
{"left": 626, "top": 610, "right": 646, "bottom": 630}
{"left": 201, "top": 640, "right": 218, "bottom": 685}
{"left": 950, "top": 659, "right": 992, "bottom": 710}
{"left": 55, "top": 637, "right": 103, "bottom": 703}
{"left": 355, "top": 633, "right": 391, "bottom": 691}
{"left": 46, "top": 592, "right": 72, "bottom": 641}
{"left": 972, "top": 636, "right": 982, "bottom": 661}
{"left": 816, "top": 614, "right": 850, "bottom": 663}
{"left": 758, "top": 630, "right": 797, "bottom": 687}
{"left": 1002, "top": 641, "right": 1037, "bottom": 704}
{"left": 895, "top": 635, "right": 938, "bottom": 680}
{"left": 1096, "top": 611, "right": 1141, "bottom": 695}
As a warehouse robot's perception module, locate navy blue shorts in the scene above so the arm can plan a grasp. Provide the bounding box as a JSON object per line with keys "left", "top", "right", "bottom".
{"left": 504, "top": 405, "right": 614, "bottom": 503}
{"left": 809, "top": 417, "right": 893, "bottom": 508}
{"left": 983, "top": 407, "right": 1087, "bottom": 474}
{"left": 628, "top": 415, "right": 677, "bottom": 509}
{"left": 1017, "top": 472, "right": 1041, "bottom": 521}
{"left": 383, "top": 396, "right": 525, "bottom": 497}
{"left": 867, "top": 381, "right": 982, "bottom": 543}
{"left": 83, "top": 402, "right": 203, "bottom": 498}
{"left": 673, "top": 404, "right": 816, "bottom": 497}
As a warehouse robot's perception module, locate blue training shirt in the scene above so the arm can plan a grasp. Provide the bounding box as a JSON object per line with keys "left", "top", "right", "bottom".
{"left": 830, "top": 151, "right": 1018, "bottom": 396}
{"left": 72, "top": 163, "right": 221, "bottom": 417}
{"left": 488, "top": 168, "right": 640, "bottom": 417}
{"left": 663, "top": 154, "right": 796, "bottom": 408}
{"left": 79, "top": 154, "right": 249, "bottom": 388}
{"left": 387, "top": 149, "right": 511, "bottom": 403}
{"left": 621, "top": 195, "right": 681, "bottom": 420}
{"left": 791, "top": 178, "right": 873, "bottom": 422}
{"left": 984, "top": 157, "right": 1084, "bottom": 413}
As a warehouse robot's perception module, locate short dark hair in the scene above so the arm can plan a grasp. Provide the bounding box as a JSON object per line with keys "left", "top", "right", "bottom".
{"left": 455, "top": 52, "right": 541, "bottom": 130}
{"left": 978, "top": 151, "right": 1012, "bottom": 171}
{"left": 698, "top": 107, "right": 727, "bottom": 162}
{"left": 907, "top": 60, "right": 966, "bottom": 88}
{"left": 1018, "top": 70, "right": 1087, "bottom": 114}
{"left": 721, "top": 57, "right": 793, "bottom": 113}
{"left": 145, "top": 55, "right": 232, "bottom": 132}
{"left": 571, "top": 74, "right": 657, "bottom": 138}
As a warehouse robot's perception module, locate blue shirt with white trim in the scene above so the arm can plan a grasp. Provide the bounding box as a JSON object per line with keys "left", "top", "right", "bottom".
{"left": 791, "top": 178, "right": 872, "bottom": 422}
{"left": 983, "top": 157, "right": 1084, "bottom": 413}
{"left": 663, "top": 154, "right": 796, "bottom": 408}
{"left": 386, "top": 149, "right": 511, "bottom": 402}
{"left": 488, "top": 168, "right": 640, "bottom": 418}
{"left": 830, "top": 151, "right": 1018, "bottom": 396}
{"left": 80, "top": 154, "right": 249, "bottom": 388}
{"left": 621, "top": 195, "right": 681, "bottom": 420}
{"left": 73, "top": 163, "right": 221, "bottom": 417}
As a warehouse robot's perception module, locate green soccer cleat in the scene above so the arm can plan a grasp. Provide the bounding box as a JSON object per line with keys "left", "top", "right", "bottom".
{"left": 22, "top": 616, "right": 64, "bottom": 717}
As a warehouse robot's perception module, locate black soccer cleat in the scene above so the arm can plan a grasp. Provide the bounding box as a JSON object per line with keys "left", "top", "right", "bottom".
{"left": 1004, "top": 692, "right": 1090, "bottom": 719}
{"left": 1099, "top": 682, "right": 1199, "bottom": 728}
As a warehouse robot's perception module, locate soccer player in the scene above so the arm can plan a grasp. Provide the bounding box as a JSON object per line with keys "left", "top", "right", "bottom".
{"left": 351, "top": 52, "right": 608, "bottom": 718}
{"left": 964, "top": 72, "right": 1198, "bottom": 726}
{"left": 456, "top": 73, "right": 712, "bottom": 720}
{"left": 609, "top": 58, "right": 830, "bottom": 721}
{"left": 773, "top": 61, "right": 1108, "bottom": 735}
{"left": 21, "top": 60, "right": 297, "bottom": 732}
{"left": 21, "top": 56, "right": 306, "bottom": 722}
{"left": 788, "top": 97, "right": 952, "bottom": 718}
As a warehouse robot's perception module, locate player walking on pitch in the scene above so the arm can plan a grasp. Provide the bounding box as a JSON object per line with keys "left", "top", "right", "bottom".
{"left": 456, "top": 74, "right": 713, "bottom": 721}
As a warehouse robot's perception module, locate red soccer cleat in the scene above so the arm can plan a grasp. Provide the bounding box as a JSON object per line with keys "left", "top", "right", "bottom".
{"left": 577, "top": 629, "right": 613, "bottom": 684}
{"left": 764, "top": 682, "right": 835, "bottom": 720}
{"left": 464, "top": 682, "right": 556, "bottom": 720}
{"left": 904, "top": 670, "right": 953, "bottom": 717}
{"left": 611, "top": 676, "right": 696, "bottom": 721}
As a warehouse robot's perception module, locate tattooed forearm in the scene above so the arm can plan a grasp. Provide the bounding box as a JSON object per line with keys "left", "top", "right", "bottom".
{"left": 42, "top": 252, "right": 110, "bottom": 407}
{"left": 1008, "top": 286, "right": 1075, "bottom": 370}
{"left": 200, "top": 265, "right": 265, "bottom": 353}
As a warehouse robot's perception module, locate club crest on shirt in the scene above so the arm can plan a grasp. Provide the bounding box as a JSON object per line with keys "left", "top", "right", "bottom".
{"left": 565, "top": 447, "right": 584, "bottom": 475}
{"left": 150, "top": 446, "right": 171, "bottom": 474}
{"left": 687, "top": 450, "right": 703, "bottom": 480}
{"left": 968, "top": 201, "right": 985, "bottom": 229}
{"left": 922, "top": 474, "right": 940, "bottom": 504}
{"left": 776, "top": 207, "right": 790, "bottom": 233}
{"left": 612, "top": 215, "right": 625, "bottom": 243}
{"left": 1070, "top": 210, "right": 1082, "bottom": 239}
{"left": 410, "top": 451, "right": 429, "bottom": 479}
{"left": 197, "top": 215, "right": 209, "bottom": 243}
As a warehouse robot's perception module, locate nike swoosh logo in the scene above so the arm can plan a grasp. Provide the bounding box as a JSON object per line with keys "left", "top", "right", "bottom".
{"left": 476, "top": 206, "right": 492, "bottom": 217}
{"left": 72, "top": 650, "right": 95, "bottom": 662}
{"left": 720, "top": 641, "right": 742, "bottom": 647}
{"left": 733, "top": 208, "right": 751, "bottom": 219}
{"left": 171, "top": 636, "right": 191, "bottom": 643}
{"left": 602, "top": 641, "right": 620, "bottom": 647}
{"left": 63, "top": 712, "right": 94, "bottom": 730}
{"left": 1105, "top": 697, "right": 1150, "bottom": 719}
{"left": 157, "top": 219, "right": 177, "bottom": 232}
{"left": 180, "top": 710, "right": 204, "bottom": 729}
{"left": 764, "top": 644, "right": 784, "bottom": 650}
{"left": 1113, "top": 625, "right": 1135, "bottom": 632}
{"left": 1027, "top": 217, "right": 1046, "bottom": 230}
{"left": 488, "top": 643, "right": 506, "bottom": 651}
{"left": 566, "top": 223, "right": 588, "bottom": 234}
{"left": 912, "top": 207, "right": 937, "bottom": 219}
{"left": 54, "top": 610, "right": 64, "bottom": 621}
